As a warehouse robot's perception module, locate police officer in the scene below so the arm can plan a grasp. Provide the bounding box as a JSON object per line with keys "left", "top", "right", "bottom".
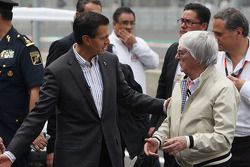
{"left": 0, "top": 0, "right": 46, "bottom": 167}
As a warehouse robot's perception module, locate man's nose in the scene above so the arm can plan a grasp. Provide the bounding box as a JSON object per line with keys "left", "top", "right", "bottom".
{"left": 175, "top": 53, "right": 179, "bottom": 60}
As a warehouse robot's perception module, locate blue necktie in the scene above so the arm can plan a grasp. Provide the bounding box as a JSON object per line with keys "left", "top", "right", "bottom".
{"left": 181, "top": 79, "right": 187, "bottom": 112}
{"left": 181, "top": 78, "right": 192, "bottom": 112}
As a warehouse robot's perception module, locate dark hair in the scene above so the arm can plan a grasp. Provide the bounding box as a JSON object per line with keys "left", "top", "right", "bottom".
{"left": 213, "top": 8, "right": 249, "bottom": 37}
{"left": 113, "top": 7, "right": 136, "bottom": 22}
{"left": 0, "top": 9, "right": 13, "bottom": 20}
{"left": 76, "top": 0, "right": 102, "bottom": 12}
{"left": 73, "top": 12, "right": 109, "bottom": 44}
{"left": 184, "top": 3, "right": 211, "bottom": 25}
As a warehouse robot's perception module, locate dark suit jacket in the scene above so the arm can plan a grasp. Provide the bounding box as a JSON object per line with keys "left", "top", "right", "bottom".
{"left": 46, "top": 39, "right": 150, "bottom": 158}
{"left": 150, "top": 42, "right": 179, "bottom": 130}
{"left": 45, "top": 33, "right": 75, "bottom": 153}
{"left": 7, "top": 50, "right": 164, "bottom": 167}
{"left": 118, "top": 64, "right": 149, "bottom": 159}
{"left": 45, "top": 33, "right": 75, "bottom": 66}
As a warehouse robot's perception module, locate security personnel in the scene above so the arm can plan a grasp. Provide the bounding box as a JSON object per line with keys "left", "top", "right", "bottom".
{"left": 0, "top": 0, "right": 45, "bottom": 167}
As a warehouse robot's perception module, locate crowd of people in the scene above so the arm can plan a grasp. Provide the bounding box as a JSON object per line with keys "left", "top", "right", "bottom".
{"left": 0, "top": 0, "right": 249, "bottom": 167}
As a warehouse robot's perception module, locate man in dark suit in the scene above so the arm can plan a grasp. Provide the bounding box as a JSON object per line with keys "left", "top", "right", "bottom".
{"left": 0, "top": 12, "right": 166, "bottom": 167}
{"left": 45, "top": 1, "right": 102, "bottom": 166}
{"left": 149, "top": 3, "right": 211, "bottom": 167}
{"left": 46, "top": 1, "right": 150, "bottom": 166}
{"left": 118, "top": 63, "right": 150, "bottom": 163}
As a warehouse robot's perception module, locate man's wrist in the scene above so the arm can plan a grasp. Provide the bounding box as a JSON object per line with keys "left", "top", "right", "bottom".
{"left": 4, "top": 151, "right": 16, "bottom": 163}
{"left": 152, "top": 136, "right": 161, "bottom": 148}
{"left": 185, "top": 136, "right": 194, "bottom": 148}
{"left": 185, "top": 136, "right": 190, "bottom": 148}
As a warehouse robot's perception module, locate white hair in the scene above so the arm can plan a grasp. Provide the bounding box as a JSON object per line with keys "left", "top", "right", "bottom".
{"left": 178, "top": 31, "right": 218, "bottom": 67}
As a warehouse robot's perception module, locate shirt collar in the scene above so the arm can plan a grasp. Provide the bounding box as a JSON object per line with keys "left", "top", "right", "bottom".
{"left": 244, "top": 37, "right": 250, "bottom": 62}
{"left": 73, "top": 43, "right": 99, "bottom": 67}
{"left": 225, "top": 37, "right": 250, "bottom": 62}
{"left": 186, "top": 76, "right": 200, "bottom": 94}
{"left": 1, "top": 26, "right": 15, "bottom": 44}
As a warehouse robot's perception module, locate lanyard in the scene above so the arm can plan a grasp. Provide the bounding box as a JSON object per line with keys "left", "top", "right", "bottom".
{"left": 224, "top": 57, "right": 248, "bottom": 78}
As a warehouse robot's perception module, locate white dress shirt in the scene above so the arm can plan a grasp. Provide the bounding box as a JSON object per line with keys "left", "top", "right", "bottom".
{"left": 109, "top": 31, "right": 159, "bottom": 93}
{"left": 73, "top": 44, "right": 103, "bottom": 117}
{"left": 215, "top": 41, "right": 250, "bottom": 137}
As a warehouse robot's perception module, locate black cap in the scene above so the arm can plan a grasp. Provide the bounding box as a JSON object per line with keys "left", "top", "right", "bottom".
{"left": 0, "top": 0, "right": 18, "bottom": 11}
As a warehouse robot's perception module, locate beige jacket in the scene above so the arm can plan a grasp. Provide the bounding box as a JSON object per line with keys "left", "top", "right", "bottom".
{"left": 154, "top": 66, "right": 240, "bottom": 167}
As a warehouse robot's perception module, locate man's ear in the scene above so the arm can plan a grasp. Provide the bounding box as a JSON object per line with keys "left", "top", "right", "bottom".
{"left": 75, "top": 12, "right": 80, "bottom": 18}
{"left": 235, "top": 27, "right": 244, "bottom": 36}
{"left": 201, "top": 23, "right": 209, "bottom": 31}
{"left": 113, "top": 21, "right": 116, "bottom": 28}
{"left": 82, "top": 35, "right": 91, "bottom": 46}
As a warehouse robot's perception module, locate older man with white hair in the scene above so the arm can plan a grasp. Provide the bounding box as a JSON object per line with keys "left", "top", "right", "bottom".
{"left": 144, "top": 31, "right": 240, "bottom": 167}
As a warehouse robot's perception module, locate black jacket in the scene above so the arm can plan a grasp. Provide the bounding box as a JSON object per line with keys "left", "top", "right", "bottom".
{"left": 46, "top": 34, "right": 150, "bottom": 159}
{"left": 150, "top": 42, "right": 179, "bottom": 129}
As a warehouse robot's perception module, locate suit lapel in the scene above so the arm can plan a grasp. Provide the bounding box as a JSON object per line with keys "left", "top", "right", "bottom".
{"left": 98, "top": 55, "right": 109, "bottom": 117}
{"left": 67, "top": 49, "right": 99, "bottom": 114}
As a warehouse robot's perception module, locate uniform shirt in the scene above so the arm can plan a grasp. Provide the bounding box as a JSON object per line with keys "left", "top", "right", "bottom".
{"left": 0, "top": 26, "right": 44, "bottom": 144}
{"left": 216, "top": 44, "right": 250, "bottom": 137}
{"left": 109, "top": 31, "right": 159, "bottom": 93}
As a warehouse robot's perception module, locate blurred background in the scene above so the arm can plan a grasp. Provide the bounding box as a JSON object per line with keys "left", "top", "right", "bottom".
{"left": 12, "top": 0, "right": 250, "bottom": 97}
{"left": 11, "top": 0, "right": 250, "bottom": 166}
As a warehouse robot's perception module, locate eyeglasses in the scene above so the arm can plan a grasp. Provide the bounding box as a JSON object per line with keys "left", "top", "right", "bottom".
{"left": 177, "top": 18, "right": 201, "bottom": 27}
{"left": 117, "top": 20, "right": 136, "bottom": 27}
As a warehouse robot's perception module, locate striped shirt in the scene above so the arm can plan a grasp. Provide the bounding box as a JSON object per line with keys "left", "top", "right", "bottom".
{"left": 73, "top": 44, "right": 103, "bottom": 117}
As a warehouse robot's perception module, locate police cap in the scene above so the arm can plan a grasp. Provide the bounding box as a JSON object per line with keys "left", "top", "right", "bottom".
{"left": 0, "top": 0, "right": 18, "bottom": 11}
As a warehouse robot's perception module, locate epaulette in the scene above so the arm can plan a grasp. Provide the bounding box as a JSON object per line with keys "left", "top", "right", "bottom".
{"left": 17, "top": 34, "right": 34, "bottom": 47}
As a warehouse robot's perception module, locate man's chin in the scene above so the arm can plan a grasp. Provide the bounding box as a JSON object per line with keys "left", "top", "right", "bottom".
{"left": 99, "top": 49, "right": 106, "bottom": 54}
{"left": 179, "top": 31, "right": 186, "bottom": 36}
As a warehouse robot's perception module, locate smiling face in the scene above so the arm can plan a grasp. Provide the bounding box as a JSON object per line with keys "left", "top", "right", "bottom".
{"left": 179, "top": 10, "right": 208, "bottom": 36}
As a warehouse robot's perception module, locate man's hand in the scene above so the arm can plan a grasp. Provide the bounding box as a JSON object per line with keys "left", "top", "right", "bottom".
{"left": 46, "top": 153, "right": 54, "bottom": 167}
{"left": 227, "top": 75, "right": 245, "bottom": 91}
{"left": 0, "top": 137, "right": 5, "bottom": 154}
{"left": 164, "top": 98, "right": 171, "bottom": 113}
{"left": 162, "top": 136, "right": 187, "bottom": 155}
{"left": 118, "top": 29, "right": 137, "bottom": 49}
{"left": 0, "top": 154, "right": 12, "bottom": 167}
{"left": 32, "top": 133, "right": 48, "bottom": 151}
{"left": 144, "top": 138, "right": 159, "bottom": 157}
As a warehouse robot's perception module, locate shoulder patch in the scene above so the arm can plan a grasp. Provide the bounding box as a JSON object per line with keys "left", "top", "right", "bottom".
{"left": 17, "top": 34, "right": 34, "bottom": 47}
{"left": 30, "top": 51, "right": 42, "bottom": 65}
